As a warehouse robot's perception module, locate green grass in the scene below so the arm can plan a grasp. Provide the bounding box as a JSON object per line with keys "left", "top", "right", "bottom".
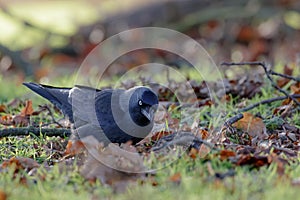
{"left": 1, "top": 154, "right": 300, "bottom": 200}
{"left": 1, "top": 68, "right": 300, "bottom": 199}
{"left": 0, "top": 1, "right": 99, "bottom": 50}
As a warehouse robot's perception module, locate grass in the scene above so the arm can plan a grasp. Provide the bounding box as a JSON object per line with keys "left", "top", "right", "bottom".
{"left": 0, "top": 68, "right": 300, "bottom": 199}
{"left": 1, "top": 152, "right": 300, "bottom": 200}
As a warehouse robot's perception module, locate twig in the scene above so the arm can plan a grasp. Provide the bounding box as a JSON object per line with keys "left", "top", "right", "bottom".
{"left": 238, "top": 94, "right": 300, "bottom": 113}
{"left": 269, "top": 70, "right": 300, "bottom": 82}
{"left": 151, "top": 132, "right": 219, "bottom": 151}
{"left": 40, "top": 105, "right": 64, "bottom": 127}
{"left": 221, "top": 61, "right": 300, "bottom": 107}
{"left": 0, "top": 127, "right": 71, "bottom": 138}
{"left": 224, "top": 113, "right": 244, "bottom": 126}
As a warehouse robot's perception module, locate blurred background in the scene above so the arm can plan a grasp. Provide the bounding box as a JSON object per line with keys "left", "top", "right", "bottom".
{"left": 0, "top": 0, "right": 300, "bottom": 100}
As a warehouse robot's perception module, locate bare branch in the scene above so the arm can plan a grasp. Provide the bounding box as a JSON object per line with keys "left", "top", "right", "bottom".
{"left": 221, "top": 61, "right": 300, "bottom": 107}
{"left": 0, "top": 127, "right": 71, "bottom": 138}
{"left": 151, "top": 132, "right": 219, "bottom": 151}
{"left": 238, "top": 94, "right": 300, "bottom": 113}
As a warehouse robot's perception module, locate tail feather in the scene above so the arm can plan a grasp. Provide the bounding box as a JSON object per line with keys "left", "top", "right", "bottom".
{"left": 23, "top": 82, "right": 73, "bottom": 121}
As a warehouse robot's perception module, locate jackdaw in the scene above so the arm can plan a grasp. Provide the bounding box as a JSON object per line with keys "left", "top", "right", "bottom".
{"left": 23, "top": 82, "right": 159, "bottom": 145}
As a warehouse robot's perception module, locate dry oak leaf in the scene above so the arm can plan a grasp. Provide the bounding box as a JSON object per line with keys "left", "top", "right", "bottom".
{"left": 169, "top": 172, "right": 181, "bottom": 184}
{"left": 0, "top": 105, "right": 6, "bottom": 113}
{"left": 20, "top": 100, "right": 34, "bottom": 116}
{"left": 0, "top": 115, "right": 13, "bottom": 126}
{"left": 2, "top": 100, "right": 36, "bottom": 127}
{"left": 189, "top": 145, "right": 212, "bottom": 159}
{"left": 236, "top": 154, "right": 270, "bottom": 168}
{"left": 0, "top": 190, "right": 7, "bottom": 200}
{"left": 233, "top": 112, "right": 267, "bottom": 139}
{"left": 196, "top": 128, "right": 209, "bottom": 139}
{"left": 151, "top": 131, "right": 173, "bottom": 141}
{"left": 64, "top": 140, "right": 85, "bottom": 156}
{"left": 1, "top": 157, "right": 39, "bottom": 173}
{"left": 219, "top": 150, "right": 236, "bottom": 161}
{"left": 282, "top": 82, "right": 300, "bottom": 105}
{"left": 80, "top": 136, "right": 145, "bottom": 193}
{"left": 276, "top": 65, "right": 294, "bottom": 88}
{"left": 12, "top": 115, "right": 30, "bottom": 127}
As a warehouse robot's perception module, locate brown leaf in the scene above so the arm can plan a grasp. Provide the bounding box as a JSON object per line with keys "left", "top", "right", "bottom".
{"left": 80, "top": 136, "right": 145, "bottom": 193}
{"left": 12, "top": 115, "right": 30, "bottom": 127}
{"left": 291, "top": 82, "right": 300, "bottom": 91}
{"left": 281, "top": 82, "right": 300, "bottom": 105}
{"left": 0, "top": 105, "right": 6, "bottom": 113}
{"left": 276, "top": 65, "right": 293, "bottom": 88}
{"left": 64, "top": 140, "right": 85, "bottom": 156}
{"left": 277, "top": 78, "right": 290, "bottom": 88}
{"left": 236, "top": 155, "right": 270, "bottom": 168}
{"left": 34, "top": 67, "right": 50, "bottom": 80}
{"left": 0, "top": 190, "right": 7, "bottom": 200}
{"left": 189, "top": 148, "right": 198, "bottom": 160}
{"left": 233, "top": 112, "right": 267, "bottom": 139}
{"left": 20, "top": 100, "right": 34, "bottom": 116}
{"left": 249, "top": 39, "right": 268, "bottom": 61}
{"left": 283, "top": 64, "right": 294, "bottom": 76}
{"left": 219, "top": 150, "right": 236, "bottom": 161}
{"left": 169, "top": 172, "right": 181, "bottom": 184}
{"left": 237, "top": 25, "right": 259, "bottom": 42}
{"left": 0, "top": 115, "right": 13, "bottom": 126}
{"left": 1, "top": 157, "right": 40, "bottom": 173}
{"left": 151, "top": 131, "right": 173, "bottom": 141}
{"left": 196, "top": 129, "right": 209, "bottom": 139}
{"left": 198, "top": 144, "right": 211, "bottom": 158}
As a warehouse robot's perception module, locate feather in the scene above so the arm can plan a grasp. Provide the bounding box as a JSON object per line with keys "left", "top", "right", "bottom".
{"left": 23, "top": 82, "right": 158, "bottom": 144}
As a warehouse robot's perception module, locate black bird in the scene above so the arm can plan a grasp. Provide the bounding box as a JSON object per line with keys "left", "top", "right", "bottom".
{"left": 23, "top": 82, "right": 159, "bottom": 145}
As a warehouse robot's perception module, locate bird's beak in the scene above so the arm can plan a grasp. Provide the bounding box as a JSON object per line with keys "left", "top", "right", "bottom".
{"left": 141, "top": 106, "right": 156, "bottom": 121}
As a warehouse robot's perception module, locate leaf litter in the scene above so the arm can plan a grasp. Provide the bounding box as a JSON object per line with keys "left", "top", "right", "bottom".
{"left": 0, "top": 62, "right": 300, "bottom": 193}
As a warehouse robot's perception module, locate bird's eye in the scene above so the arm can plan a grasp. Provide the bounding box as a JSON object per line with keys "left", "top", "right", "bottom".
{"left": 138, "top": 100, "right": 143, "bottom": 106}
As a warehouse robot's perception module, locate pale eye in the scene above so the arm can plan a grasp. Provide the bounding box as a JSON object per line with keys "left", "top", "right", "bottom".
{"left": 138, "top": 100, "right": 143, "bottom": 106}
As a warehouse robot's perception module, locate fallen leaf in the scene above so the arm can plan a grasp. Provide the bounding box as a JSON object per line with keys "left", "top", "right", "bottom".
{"left": 219, "top": 150, "right": 236, "bottom": 161}
{"left": 12, "top": 115, "right": 30, "bottom": 127}
{"left": 1, "top": 157, "right": 40, "bottom": 173}
{"left": 0, "top": 115, "right": 13, "bottom": 126}
{"left": 236, "top": 25, "right": 259, "bottom": 43}
{"left": 1, "top": 100, "right": 38, "bottom": 127}
{"left": 236, "top": 154, "right": 270, "bottom": 168}
{"left": 196, "top": 129, "right": 209, "bottom": 139}
{"left": 169, "top": 172, "right": 181, "bottom": 184}
{"left": 0, "top": 190, "right": 7, "bottom": 200}
{"left": 189, "top": 147, "right": 198, "bottom": 160}
{"left": 0, "top": 105, "right": 6, "bottom": 113}
{"left": 151, "top": 131, "right": 173, "bottom": 141}
{"left": 64, "top": 140, "right": 85, "bottom": 156}
{"left": 282, "top": 82, "right": 300, "bottom": 105}
{"left": 198, "top": 144, "right": 211, "bottom": 158}
{"left": 249, "top": 39, "right": 269, "bottom": 61}
{"left": 20, "top": 100, "right": 34, "bottom": 116}
{"left": 233, "top": 112, "right": 267, "bottom": 139}
{"left": 277, "top": 65, "right": 294, "bottom": 88}
{"left": 290, "top": 83, "right": 300, "bottom": 102}
{"left": 80, "top": 136, "right": 145, "bottom": 193}
{"left": 34, "top": 67, "right": 50, "bottom": 80}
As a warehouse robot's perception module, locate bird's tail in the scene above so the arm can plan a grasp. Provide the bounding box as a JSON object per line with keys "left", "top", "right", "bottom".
{"left": 23, "top": 82, "right": 73, "bottom": 121}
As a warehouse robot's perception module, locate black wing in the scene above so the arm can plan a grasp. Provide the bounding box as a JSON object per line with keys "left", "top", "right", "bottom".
{"left": 23, "top": 82, "right": 73, "bottom": 120}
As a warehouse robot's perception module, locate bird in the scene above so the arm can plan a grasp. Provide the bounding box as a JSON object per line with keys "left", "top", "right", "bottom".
{"left": 23, "top": 82, "right": 159, "bottom": 145}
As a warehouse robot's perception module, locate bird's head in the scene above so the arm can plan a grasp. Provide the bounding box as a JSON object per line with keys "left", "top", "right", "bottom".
{"left": 128, "top": 87, "right": 158, "bottom": 126}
